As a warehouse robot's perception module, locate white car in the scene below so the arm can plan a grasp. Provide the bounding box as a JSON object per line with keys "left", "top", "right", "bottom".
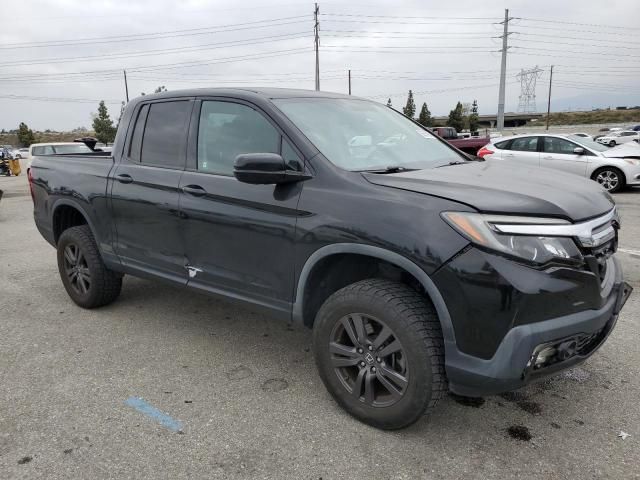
{"left": 596, "top": 130, "right": 640, "bottom": 147}
{"left": 12, "top": 147, "right": 29, "bottom": 159}
{"left": 478, "top": 133, "right": 640, "bottom": 193}
{"left": 26, "top": 142, "right": 93, "bottom": 172}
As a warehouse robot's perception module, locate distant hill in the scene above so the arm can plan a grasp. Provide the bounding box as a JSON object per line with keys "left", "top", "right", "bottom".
{"left": 538, "top": 108, "right": 640, "bottom": 126}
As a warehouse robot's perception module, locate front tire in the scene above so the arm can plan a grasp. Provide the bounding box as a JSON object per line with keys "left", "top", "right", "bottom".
{"left": 312, "top": 279, "right": 446, "bottom": 429}
{"left": 57, "top": 225, "right": 122, "bottom": 308}
{"left": 608, "top": 140, "right": 616, "bottom": 147}
{"left": 592, "top": 167, "right": 625, "bottom": 193}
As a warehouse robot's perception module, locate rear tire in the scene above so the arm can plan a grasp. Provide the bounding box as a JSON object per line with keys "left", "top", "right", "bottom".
{"left": 312, "top": 278, "right": 447, "bottom": 430}
{"left": 57, "top": 225, "right": 122, "bottom": 308}
{"left": 608, "top": 140, "right": 616, "bottom": 147}
{"left": 592, "top": 167, "right": 625, "bottom": 193}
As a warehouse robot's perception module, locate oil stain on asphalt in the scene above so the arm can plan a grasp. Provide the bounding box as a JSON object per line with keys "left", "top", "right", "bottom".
{"left": 507, "top": 425, "right": 532, "bottom": 441}
{"left": 449, "top": 394, "right": 485, "bottom": 408}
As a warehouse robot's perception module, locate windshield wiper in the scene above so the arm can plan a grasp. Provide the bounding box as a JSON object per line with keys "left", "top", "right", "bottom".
{"left": 361, "top": 166, "right": 419, "bottom": 174}
{"left": 435, "top": 161, "right": 468, "bottom": 168}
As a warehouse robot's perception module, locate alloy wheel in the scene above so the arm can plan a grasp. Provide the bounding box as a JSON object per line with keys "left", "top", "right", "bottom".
{"left": 596, "top": 170, "right": 619, "bottom": 192}
{"left": 329, "top": 313, "right": 409, "bottom": 407}
{"left": 63, "top": 243, "right": 91, "bottom": 295}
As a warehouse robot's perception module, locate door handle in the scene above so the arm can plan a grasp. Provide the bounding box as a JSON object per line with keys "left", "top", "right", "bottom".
{"left": 182, "top": 185, "right": 207, "bottom": 197}
{"left": 115, "top": 173, "right": 133, "bottom": 184}
{"left": 542, "top": 156, "right": 554, "bottom": 159}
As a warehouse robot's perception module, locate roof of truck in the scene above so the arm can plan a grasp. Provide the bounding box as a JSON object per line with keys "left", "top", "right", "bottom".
{"left": 131, "top": 87, "right": 355, "bottom": 102}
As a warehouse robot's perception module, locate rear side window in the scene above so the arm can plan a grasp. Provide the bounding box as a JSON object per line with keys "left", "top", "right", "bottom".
{"left": 140, "top": 101, "right": 191, "bottom": 168}
{"left": 494, "top": 139, "right": 511, "bottom": 149}
{"left": 32, "top": 146, "right": 54, "bottom": 155}
{"left": 510, "top": 137, "right": 538, "bottom": 152}
{"left": 128, "top": 104, "right": 149, "bottom": 162}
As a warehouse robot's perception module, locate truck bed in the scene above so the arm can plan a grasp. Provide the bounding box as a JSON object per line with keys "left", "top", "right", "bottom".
{"left": 30, "top": 153, "right": 115, "bottom": 250}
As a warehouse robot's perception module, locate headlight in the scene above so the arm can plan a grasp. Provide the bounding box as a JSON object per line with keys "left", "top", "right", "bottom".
{"left": 442, "top": 211, "right": 583, "bottom": 265}
{"left": 623, "top": 158, "right": 640, "bottom": 166}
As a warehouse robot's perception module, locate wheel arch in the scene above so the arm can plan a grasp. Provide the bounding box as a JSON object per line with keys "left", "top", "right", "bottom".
{"left": 590, "top": 165, "right": 627, "bottom": 184}
{"left": 292, "top": 243, "right": 456, "bottom": 346}
{"left": 51, "top": 199, "right": 98, "bottom": 245}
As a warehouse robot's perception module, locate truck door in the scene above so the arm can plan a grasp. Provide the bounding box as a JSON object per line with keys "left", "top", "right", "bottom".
{"left": 109, "top": 99, "right": 193, "bottom": 283}
{"left": 178, "top": 99, "right": 303, "bottom": 317}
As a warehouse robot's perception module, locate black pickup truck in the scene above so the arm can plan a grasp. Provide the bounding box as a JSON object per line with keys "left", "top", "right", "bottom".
{"left": 30, "top": 88, "right": 631, "bottom": 429}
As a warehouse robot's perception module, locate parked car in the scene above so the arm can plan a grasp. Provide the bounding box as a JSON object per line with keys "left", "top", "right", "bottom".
{"left": 478, "top": 133, "right": 640, "bottom": 192}
{"left": 628, "top": 125, "right": 640, "bottom": 132}
{"left": 13, "top": 147, "right": 29, "bottom": 159}
{"left": 430, "top": 126, "right": 490, "bottom": 155}
{"left": 26, "top": 142, "right": 93, "bottom": 172}
{"left": 596, "top": 131, "right": 640, "bottom": 147}
{"left": 29, "top": 88, "right": 632, "bottom": 429}
{"left": 572, "top": 132, "right": 593, "bottom": 141}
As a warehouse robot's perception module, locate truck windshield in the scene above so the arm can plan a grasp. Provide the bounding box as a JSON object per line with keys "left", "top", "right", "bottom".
{"left": 274, "top": 98, "right": 464, "bottom": 171}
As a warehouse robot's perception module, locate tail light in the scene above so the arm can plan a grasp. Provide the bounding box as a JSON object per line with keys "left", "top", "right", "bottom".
{"left": 477, "top": 146, "right": 494, "bottom": 159}
{"left": 27, "top": 168, "right": 35, "bottom": 202}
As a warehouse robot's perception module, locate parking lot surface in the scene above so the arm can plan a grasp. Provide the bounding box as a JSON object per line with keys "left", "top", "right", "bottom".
{"left": 1, "top": 175, "right": 639, "bottom": 479}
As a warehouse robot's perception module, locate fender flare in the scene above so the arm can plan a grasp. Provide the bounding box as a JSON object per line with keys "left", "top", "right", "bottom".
{"left": 51, "top": 198, "right": 99, "bottom": 244}
{"left": 292, "top": 243, "right": 456, "bottom": 347}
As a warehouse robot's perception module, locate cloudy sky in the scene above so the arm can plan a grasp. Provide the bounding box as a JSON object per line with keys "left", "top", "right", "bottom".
{"left": 1, "top": 0, "right": 639, "bottom": 130}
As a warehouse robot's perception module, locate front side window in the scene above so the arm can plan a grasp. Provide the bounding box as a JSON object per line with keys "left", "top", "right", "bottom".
{"left": 197, "top": 101, "right": 280, "bottom": 175}
{"left": 510, "top": 137, "right": 538, "bottom": 152}
{"left": 543, "top": 137, "right": 579, "bottom": 155}
{"left": 140, "top": 101, "right": 191, "bottom": 168}
{"left": 274, "top": 98, "right": 463, "bottom": 171}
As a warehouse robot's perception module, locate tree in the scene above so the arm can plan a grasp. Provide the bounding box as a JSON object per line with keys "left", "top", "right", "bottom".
{"left": 141, "top": 86, "right": 167, "bottom": 96}
{"left": 402, "top": 90, "right": 416, "bottom": 119}
{"left": 17, "top": 122, "right": 36, "bottom": 147}
{"left": 468, "top": 99, "right": 479, "bottom": 133}
{"left": 447, "top": 101, "right": 465, "bottom": 132}
{"left": 386, "top": 98, "right": 392, "bottom": 108}
{"left": 417, "top": 102, "right": 432, "bottom": 127}
{"left": 92, "top": 101, "right": 117, "bottom": 145}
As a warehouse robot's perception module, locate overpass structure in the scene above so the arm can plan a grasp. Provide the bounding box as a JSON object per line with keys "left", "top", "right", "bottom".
{"left": 433, "top": 112, "right": 545, "bottom": 128}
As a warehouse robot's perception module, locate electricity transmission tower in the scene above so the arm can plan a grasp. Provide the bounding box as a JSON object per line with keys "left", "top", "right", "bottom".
{"left": 516, "top": 66, "right": 543, "bottom": 113}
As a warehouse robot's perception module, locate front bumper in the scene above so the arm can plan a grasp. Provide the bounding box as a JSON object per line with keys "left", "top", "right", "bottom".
{"left": 434, "top": 251, "right": 632, "bottom": 397}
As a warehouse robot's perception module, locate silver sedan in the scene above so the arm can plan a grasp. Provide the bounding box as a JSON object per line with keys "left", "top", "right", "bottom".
{"left": 478, "top": 133, "right": 640, "bottom": 193}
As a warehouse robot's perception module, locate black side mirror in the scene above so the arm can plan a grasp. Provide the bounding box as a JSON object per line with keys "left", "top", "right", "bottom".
{"left": 234, "top": 153, "right": 311, "bottom": 185}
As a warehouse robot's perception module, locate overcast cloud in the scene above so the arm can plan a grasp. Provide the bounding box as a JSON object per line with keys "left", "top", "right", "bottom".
{"left": 1, "top": 0, "right": 639, "bottom": 130}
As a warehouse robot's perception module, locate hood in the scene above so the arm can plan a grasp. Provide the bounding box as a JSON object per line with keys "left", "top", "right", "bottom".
{"left": 363, "top": 161, "right": 614, "bottom": 222}
{"left": 602, "top": 142, "right": 640, "bottom": 158}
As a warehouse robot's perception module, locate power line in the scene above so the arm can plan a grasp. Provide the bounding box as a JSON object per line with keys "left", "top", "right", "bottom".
{"left": 517, "top": 17, "right": 637, "bottom": 30}
{"left": 0, "top": 15, "right": 311, "bottom": 48}
{"left": 0, "top": 32, "right": 312, "bottom": 67}
{"left": 321, "top": 13, "right": 499, "bottom": 20}
{"left": 0, "top": 94, "right": 122, "bottom": 104}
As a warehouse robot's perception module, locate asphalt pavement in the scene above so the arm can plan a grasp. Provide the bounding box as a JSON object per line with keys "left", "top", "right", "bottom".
{"left": 1, "top": 175, "right": 638, "bottom": 479}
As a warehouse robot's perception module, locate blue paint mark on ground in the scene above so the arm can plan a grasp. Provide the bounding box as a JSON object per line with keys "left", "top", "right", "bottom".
{"left": 125, "top": 396, "right": 183, "bottom": 432}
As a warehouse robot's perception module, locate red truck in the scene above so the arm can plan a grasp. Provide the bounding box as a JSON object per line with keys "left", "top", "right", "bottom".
{"left": 431, "top": 127, "right": 490, "bottom": 156}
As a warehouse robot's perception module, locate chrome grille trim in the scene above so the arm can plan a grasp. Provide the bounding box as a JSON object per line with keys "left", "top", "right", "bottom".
{"left": 491, "top": 208, "right": 618, "bottom": 248}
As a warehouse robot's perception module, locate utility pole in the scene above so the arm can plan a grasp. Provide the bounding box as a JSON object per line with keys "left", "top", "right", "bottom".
{"left": 496, "top": 8, "right": 511, "bottom": 132}
{"left": 348, "top": 69, "right": 351, "bottom": 95}
{"left": 546, "top": 65, "right": 554, "bottom": 130}
{"left": 314, "top": 3, "right": 320, "bottom": 91}
{"left": 123, "top": 69, "right": 129, "bottom": 102}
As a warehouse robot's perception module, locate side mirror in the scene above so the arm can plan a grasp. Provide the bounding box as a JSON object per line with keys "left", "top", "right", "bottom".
{"left": 234, "top": 153, "right": 311, "bottom": 185}
{"left": 573, "top": 147, "right": 585, "bottom": 155}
